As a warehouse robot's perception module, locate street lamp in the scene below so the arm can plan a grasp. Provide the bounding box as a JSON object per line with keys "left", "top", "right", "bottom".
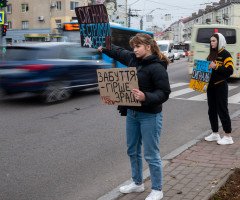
{"left": 140, "top": 8, "right": 163, "bottom": 30}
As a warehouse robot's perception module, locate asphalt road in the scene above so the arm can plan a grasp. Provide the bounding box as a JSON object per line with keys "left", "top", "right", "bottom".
{"left": 0, "top": 58, "right": 239, "bottom": 200}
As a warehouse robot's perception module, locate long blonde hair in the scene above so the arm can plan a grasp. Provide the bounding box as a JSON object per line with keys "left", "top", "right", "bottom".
{"left": 129, "top": 33, "right": 170, "bottom": 65}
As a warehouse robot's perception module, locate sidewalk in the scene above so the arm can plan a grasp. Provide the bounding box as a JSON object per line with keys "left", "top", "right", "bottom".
{"left": 115, "top": 111, "right": 240, "bottom": 200}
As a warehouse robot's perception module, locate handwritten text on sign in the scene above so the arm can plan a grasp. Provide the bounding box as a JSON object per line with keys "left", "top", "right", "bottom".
{"left": 97, "top": 67, "right": 141, "bottom": 106}
{"left": 189, "top": 60, "right": 212, "bottom": 93}
{"left": 75, "top": 4, "right": 111, "bottom": 49}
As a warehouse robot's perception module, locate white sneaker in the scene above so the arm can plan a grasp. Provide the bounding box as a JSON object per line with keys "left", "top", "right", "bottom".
{"left": 119, "top": 182, "right": 144, "bottom": 194}
{"left": 217, "top": 136, "right": 234, "bottom": 145}
{"left": 204, "top": 133, "right": 221, "bottom": 142}
{"left": 145, "top": 190, "right": 163, "bottom": 200}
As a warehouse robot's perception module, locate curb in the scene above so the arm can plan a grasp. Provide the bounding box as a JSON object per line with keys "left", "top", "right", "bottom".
{"left": 97, "top": 109, "right": 240, "bottom": 200}
{"left": 201, "top": 169, "right": 234, "bottom": 200}
{"left": 97, "top": 161, "right": 169, "bottom": 200}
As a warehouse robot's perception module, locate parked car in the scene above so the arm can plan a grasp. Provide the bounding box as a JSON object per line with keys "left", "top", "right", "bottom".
{"left": 0, "top": 42, "right": 111, "bottom": 103}
{"left": 157, "top": 40, "right": 174, "bottom": 63}
{"left": 177, "top": 49, "right": 186, "bottom": 58}
{"left": 172, "top": 49, "right": 181, "bottom": 60}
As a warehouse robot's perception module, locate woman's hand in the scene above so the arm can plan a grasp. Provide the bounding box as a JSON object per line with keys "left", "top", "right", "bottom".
{"left": 132, "top": 89, "right": 145, "bottom": 102}
{"left": 209, "top": 61, "right": 217, "bottom": 69}
{"left": 98, "top": 46, "right": 103, "bottom": 53}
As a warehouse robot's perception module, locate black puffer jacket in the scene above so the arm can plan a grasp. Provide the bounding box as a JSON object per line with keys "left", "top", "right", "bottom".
{"left": 102, "top": 45, "right": 171, "bottom": 114}
{"left": 208, "top": 48, "right": 233, "bottom": 87}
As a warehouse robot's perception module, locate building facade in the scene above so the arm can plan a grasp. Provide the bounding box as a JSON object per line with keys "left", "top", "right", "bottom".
{"left": 5, "top": 0, "right": 90, "bottom": 43}
{"left": 163, "top": 0, "right": 240, "bottom": 43}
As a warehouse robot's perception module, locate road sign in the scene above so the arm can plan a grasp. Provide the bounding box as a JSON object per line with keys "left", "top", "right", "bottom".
{"left": 0, "top": 11, "right": 4, "bottom": 24}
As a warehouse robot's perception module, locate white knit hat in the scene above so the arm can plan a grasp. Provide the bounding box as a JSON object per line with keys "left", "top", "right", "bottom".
{"left": 216, "top": 32, "right": 226, "bottom": 51}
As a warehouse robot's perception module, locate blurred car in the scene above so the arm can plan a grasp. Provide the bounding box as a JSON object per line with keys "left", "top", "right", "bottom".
{"left": 0, "top": 42, "right": 111, "bottom": 103}
{"left": 172, "top": 49, "right": 181, "bottom": 60}
{"left": 157, "top": 42, "right": 174, "bottom": 63}
{"left": 185, "top": 50, "right": 190, "bottom": 57}
{"left": 177, "top": 49, "right": 186, "bottom": 58}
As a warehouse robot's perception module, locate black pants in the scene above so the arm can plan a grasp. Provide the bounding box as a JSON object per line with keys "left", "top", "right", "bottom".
{"left": 207, "top": 81, "right": 231, "bottom": 133}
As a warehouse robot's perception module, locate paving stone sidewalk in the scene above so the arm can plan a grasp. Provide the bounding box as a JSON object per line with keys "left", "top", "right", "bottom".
{"left": 116, "top": 114, "right": 240, "bottom": 200}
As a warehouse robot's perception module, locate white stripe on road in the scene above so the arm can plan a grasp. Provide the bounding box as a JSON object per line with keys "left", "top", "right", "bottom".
{"left": 229, "top": 85, "right": 238, "bottom": 90}
{"left": 187, "top": 86, "right": 238, "bottom": 101}
{"left": 228, "top": 93, "right": 240, "bottom": 104}
{"left": 170, "top": 82, "right": 189, "bottom": 89}
{"left": 170, "top": 88, "right": 194, "bottom": 98}
{"left": 187, "top": 93, "right": 207, "bottom": 101}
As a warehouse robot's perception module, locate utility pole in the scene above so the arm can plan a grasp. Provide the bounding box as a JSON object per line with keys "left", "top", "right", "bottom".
{"left": 127, "top": 8, "right": 139, "bottom": 28}
{"left": 0, "top": 8, "right": 3, "bottom": 46}
{"left": 128, "top": 8, "right": 131, "bottom": 27}
{"left": 125, "top": 0, "right": 128, "bottom": 27}
{"left": 140, "top": 8, "right": 163, "bottom": 31}
{"left": 140, "top": 17, "right": 143, "bottom": 30}
{"left": 0, "top": 0, "right": 7, "bottom": 47}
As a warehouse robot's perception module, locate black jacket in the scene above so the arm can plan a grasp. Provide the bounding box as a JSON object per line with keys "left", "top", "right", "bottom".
{"left": 102, "top": 45, "right": 171, "bottom": 114}
{"left": 208, "top": 48, "right": 233, "bottom": 87}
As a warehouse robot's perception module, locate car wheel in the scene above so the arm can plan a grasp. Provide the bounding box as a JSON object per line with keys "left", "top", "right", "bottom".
{"left": 43, "top": 81, "right": 71, "bottom": 103}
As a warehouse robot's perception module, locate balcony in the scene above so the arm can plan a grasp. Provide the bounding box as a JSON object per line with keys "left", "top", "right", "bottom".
{"left": 206, "top": 18, "right": 211, "bottom": 24}
{"left": 216, "top": 15, "right": 222, "bottom": 23}
{"left": 223, "top": 13, "right": 229, "bottom": 20}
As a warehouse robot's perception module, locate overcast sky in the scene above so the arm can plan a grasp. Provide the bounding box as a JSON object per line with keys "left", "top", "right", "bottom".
{"left": 117, "top": 0, "right": 220, "bottom": 29}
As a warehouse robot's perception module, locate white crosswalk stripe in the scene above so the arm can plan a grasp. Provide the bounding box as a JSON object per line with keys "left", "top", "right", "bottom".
{"left": 170, "top": 82, "right": 189, "bottom": 89}
{"left": 170, "top": 82, "right": 240, "bottom": 104}
{"left": 228, "top": 93, "right": 240, "bottom": 104}
{"left": 187, "top": 93, "right": 207, "bottom": 101}
{"left": 170, "top": 88, "right": 194, "bottom": 98}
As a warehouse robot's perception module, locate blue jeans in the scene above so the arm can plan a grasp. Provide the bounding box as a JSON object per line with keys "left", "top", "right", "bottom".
{"left": 126, "top": 109, "right": 163, "bottom": 191}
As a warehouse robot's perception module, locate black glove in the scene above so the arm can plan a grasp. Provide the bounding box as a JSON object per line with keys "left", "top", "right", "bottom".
{"left": 117, "top": 106, "right": 127, "bottom": 116}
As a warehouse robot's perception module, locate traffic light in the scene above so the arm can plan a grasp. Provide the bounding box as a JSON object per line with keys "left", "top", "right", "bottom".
{"left": 0, "top": 0, "right": 7, "bottom": 8}
{"left": 1, "top": 24, "right": 7, "bottom": 36}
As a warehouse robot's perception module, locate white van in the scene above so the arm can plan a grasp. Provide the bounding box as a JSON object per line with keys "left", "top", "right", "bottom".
{"left": 189, "top": 24, "right": 240, "bottom": 78}
{"left": 157, "top": 40, "right": 174, "bottom": 62}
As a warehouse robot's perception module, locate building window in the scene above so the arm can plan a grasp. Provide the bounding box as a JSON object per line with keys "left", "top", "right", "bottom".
{"left": 56, "top": 1, "right": 61, "bottom": 10}
{"left": 7, "top": 4, "right": 12, "bottom": 13}
{"left": 55, "top": 19, "right": 62, "bottom": 28}
{"left": 22, "top": 21, "right": 29, "bottom": 29}
{"left": 7, "top": 21, "right": 12, "bottom": 29}
{"left": 70, "top": 1, "right": 79, "bottom": 10}
{"left": 22, "top": 4, "right": 29, "bottom": 12}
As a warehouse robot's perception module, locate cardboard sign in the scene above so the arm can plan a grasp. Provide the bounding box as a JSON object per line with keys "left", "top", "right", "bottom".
{"left": 189, "top": 59, "right": 212, "bottom": 93}
{"left": 97, "top": 67, "right": 141, "bottom": 106}
{"left": 75, "top": 4, "right": 111, "bottom": 49}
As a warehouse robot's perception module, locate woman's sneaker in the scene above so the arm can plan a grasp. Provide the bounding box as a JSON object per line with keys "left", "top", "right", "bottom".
{"left": 204, "top": 133, "right": 221, "bottom": 142}
{"left": 217, "top": 136, "right": 234, "bottom": 145}
{"left": 145, "top": 190, "right": 163, "bottom": 200}
{"left": 119, "top": 182, "right": 144, "bottom": 194}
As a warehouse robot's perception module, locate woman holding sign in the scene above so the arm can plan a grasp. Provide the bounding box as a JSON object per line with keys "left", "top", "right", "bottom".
{"left": 98, "top": 33, "right": 170, "bottom": 200}
{"left": 204, "top": 32, "right": 234, "bottom": 145}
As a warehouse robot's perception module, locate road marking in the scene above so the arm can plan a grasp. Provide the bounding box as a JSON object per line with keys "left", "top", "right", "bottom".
{"left": 186, "top": 85, "right": 238, "bottom": 101}
{"left": 228, "top": 93, "right": 240, "bottom": 104}
{"left": 170, "top": 88, "right": 194, "bottom": 98}
{"left": 169, "top": 82, "right": 240, "bottom": 104}
{"left": 170, "top": 82, "right": 189, "bottom": 89}
{"left": 187, "top": 93, "right": 207, "bottom": 101}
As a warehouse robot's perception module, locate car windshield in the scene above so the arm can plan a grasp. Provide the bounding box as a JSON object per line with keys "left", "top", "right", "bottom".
{"left": 158, "top": 44, "right": 168, "bottom": 51}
